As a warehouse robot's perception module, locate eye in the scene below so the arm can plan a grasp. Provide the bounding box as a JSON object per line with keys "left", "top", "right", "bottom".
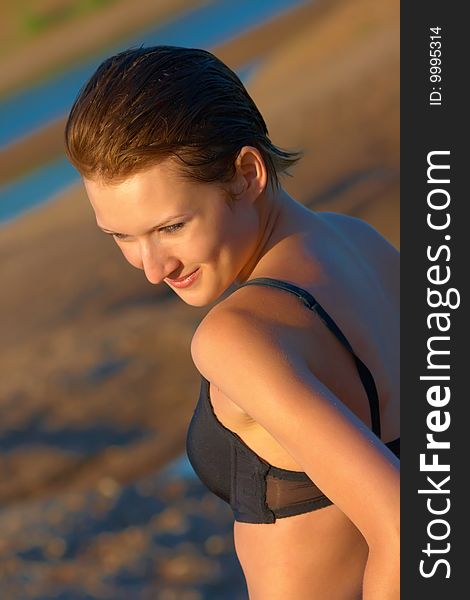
{"left": 109, "top": 222, "right": 185, "bottom": 241}
{"left": 161, "top": 222, "right": 185, "bottom": 234}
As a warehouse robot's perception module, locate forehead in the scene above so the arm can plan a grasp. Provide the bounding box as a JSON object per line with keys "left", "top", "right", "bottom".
{"left": 83, "top": 160, "right": 204, "bottom": 227}
{"left": 84, "top": 160, "right": 181, "bottom": 206}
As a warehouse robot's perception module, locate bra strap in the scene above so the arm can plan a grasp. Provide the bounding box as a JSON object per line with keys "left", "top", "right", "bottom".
{"left": 237, "top": 277, "right": 382, "bottom": 438}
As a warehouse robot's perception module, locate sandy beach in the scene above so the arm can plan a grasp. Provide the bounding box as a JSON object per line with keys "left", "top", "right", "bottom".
{"left": 0, "top": 0, "right": 399, "bottom": 597}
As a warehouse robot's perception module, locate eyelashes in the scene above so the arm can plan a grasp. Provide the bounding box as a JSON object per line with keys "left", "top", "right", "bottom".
{"left": 112, "top": 222, "right": 185, "bottom": 241}
{"left": 162, "top": 222, "right": 185, "bottom": 234}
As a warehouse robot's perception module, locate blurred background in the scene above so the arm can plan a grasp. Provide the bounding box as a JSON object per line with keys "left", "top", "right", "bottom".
{"left": 0, "top": 0, "right": 399, "bottom": 598}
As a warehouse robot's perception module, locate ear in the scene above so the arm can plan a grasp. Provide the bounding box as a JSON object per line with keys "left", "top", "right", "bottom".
{"left": 231, "top": 146, "right": 268, "bottom": 203}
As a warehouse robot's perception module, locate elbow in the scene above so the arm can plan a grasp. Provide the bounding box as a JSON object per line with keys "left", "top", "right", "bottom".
{"left": 365, "top": 501, "right": 400, "bottom": 552}
{"left": 367, "top": 518, "right": 400, "bottom": 553}
{"left": 370, "top": 479, "right": 400, "bottom": 547}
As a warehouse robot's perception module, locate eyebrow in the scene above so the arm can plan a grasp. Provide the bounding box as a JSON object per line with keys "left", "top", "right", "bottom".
{"left": 97, "top": 214, "right": 187, "bottom": 236}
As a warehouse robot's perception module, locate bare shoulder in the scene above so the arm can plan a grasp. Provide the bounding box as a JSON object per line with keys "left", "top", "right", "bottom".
{"left": 321, "top": 212, "right": 399, "bottom": 278}
{"left": 321, "top": 212, "right": 399, "bottom": 253}
{"left": 190, "top": 301, "right": 291, "bottom": 385}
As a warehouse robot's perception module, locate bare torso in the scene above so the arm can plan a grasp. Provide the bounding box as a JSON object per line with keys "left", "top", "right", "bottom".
{"left": 206, "top": 210, "right": 400, "bottom": 599}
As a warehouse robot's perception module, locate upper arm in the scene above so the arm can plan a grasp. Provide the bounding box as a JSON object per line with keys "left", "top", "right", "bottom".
{"left": 191, "top": 307, "right": 399, "bottom": 546}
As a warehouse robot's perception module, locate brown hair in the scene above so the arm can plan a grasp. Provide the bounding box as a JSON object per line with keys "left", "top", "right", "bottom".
{"left": 64, "top": 45, "right": 303, "bottom": 194}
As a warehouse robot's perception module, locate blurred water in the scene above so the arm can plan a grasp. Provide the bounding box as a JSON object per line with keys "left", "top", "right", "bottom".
{"left": 0, "top": 157, "right": 79, "bottom": 224}
{"left": 0, "top": 0, "right": 308, "bottom": 147}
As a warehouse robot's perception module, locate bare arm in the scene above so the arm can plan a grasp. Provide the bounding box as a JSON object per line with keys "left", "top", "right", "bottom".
{"left": 191, "top": 306, "right": 400, "bottom": 599}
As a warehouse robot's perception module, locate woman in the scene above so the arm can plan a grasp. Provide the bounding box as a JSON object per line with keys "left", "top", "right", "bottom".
{"left": 65, "top": 46, "right": 399, "bottom": 599}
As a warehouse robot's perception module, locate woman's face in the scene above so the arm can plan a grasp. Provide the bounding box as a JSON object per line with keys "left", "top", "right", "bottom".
{"left": 83, "top": 156, "right": 263, "bottom": 307}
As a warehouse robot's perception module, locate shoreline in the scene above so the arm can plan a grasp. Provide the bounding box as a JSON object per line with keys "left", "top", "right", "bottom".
{"left": 0, "top": 0, "right": 211, "bottom": 100}
{"left": 0, "top": 0, "right": 399, "bottom": 508}
{"left": 0, "top": 0, "right": 327, "bottom": 187}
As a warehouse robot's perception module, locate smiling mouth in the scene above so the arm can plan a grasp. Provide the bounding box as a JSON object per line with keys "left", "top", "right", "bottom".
{"left": 166, "top": 268, "right": 199, "bottom": 283}
{"left": 164, "top": 268, "right": 200, "bottom": 288}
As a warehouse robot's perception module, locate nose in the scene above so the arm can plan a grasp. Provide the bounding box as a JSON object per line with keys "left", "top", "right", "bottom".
{"left": 140, "top": 238, "right": 179, "bottom": 285}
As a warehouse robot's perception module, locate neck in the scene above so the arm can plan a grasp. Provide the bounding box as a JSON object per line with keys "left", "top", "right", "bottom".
{"left": 235, "top": 186, "right": 314, "bottom": 284}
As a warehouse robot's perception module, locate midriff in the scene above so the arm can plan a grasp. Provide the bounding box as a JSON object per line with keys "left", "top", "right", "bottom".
{"left": 234, "top": 505, "right": 369, "bottom": 600}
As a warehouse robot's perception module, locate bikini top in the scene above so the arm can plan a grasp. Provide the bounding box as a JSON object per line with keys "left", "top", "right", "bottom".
{"left": 186, "top": 277, "right": 400, "bottom": 524}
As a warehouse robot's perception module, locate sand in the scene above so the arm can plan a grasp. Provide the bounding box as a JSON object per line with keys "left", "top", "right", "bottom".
{"left": 0, "top": 2, "right": 399, "bottom": 595}
{"left": 0, "top": 0, "right": 399, "bottom": 503}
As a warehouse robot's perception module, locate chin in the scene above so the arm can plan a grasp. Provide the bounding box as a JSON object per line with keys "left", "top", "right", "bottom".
{"left": 176, "top": 286, "right": 230, "bottom": 308}
{"left": 169, "top": 288, "right": 214, "bottom": 308}
{"left": 181, "top": 296, "right": 212, "bottom": 308}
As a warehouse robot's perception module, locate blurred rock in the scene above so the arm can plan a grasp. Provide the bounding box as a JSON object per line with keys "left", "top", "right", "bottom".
{"left": 204, "top": 534, "right": 226, "bottom": 556}
{"left": 152, "top": 507, "right": 190, "bottom": 535}
{"left": 158, "top": 551, "right": 220, "bottom": 584}
{"left": 97, "top": 476, "right": 121, "bottom": 499}
{"left": 44, "top": 536, "right": 67, "bottom": 559}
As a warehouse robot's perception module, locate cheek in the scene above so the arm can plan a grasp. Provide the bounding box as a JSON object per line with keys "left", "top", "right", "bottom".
{"left": 118, "top": 244, "right": 143, "bottom": 269}
{"left": 184, "top": 222, "right": 224, "bottom": 262}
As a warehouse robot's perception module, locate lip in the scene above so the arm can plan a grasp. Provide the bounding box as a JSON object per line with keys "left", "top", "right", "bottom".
{"left": 164, "top": 268, "right": 200, "bottom": 288}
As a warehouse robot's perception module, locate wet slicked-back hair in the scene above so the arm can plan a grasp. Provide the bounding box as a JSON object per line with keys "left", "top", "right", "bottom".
{"left": 65, "top": 45, "right": 303, "bottom": 193}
